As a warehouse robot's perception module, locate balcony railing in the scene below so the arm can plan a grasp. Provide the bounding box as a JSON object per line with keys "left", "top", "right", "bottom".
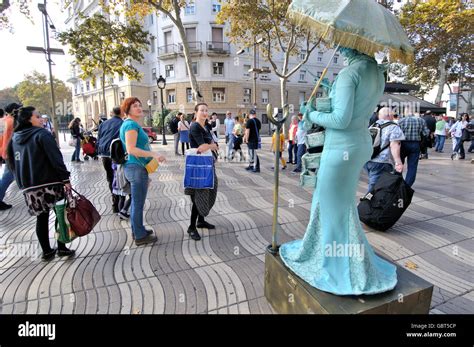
{"left": 158, "top": 44, "right": 178, "bottom": 58}
{"left": 206, "top": 41, "right": 230, "bottom": 55}
{"left": 178, "top": 41, "right": 202, "bottom": 55}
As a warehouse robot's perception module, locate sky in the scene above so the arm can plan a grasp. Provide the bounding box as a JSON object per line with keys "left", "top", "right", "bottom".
{"left": 0, "top": 0, "right": 70, "bottom": 89}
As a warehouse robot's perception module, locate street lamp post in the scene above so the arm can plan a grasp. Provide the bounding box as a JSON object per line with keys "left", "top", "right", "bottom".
{"left": 236, "top": 37, "right": 267, "bottom": 112}
{"left": 26, "top": 0, "right": 64, "bottom": 147}
{"left": 147, "top": 99, "right": 152, "bottom": 127}
{"left": 156, "top": 75, "right": 167, "bottom": 145}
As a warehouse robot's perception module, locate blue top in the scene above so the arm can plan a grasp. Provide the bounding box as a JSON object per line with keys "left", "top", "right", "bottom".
{"left": 224, "top": 118, "right": 235, "bottom": 136}
{"left": 296, "top": 120, "right": 307, "bottom": 145}
{"left": 119, "top": 118, "right": 152, "bottom": 166}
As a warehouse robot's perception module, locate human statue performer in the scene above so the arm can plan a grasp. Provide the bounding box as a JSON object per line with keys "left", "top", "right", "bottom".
{"left": 280, "top": 47, "right": 397, "bottom": 295}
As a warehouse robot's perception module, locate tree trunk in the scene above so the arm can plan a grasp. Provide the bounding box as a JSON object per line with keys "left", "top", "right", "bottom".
{"left": 175, "top": 21, "right": 202, "bottom": 103}
{"left": 279, "top": 77, "right": 289, "bottom": 134}
{"left": 151, "top": 1, "right": 202, "bottom": 103}
{"left": 459, "top": 83, "right": 473, "bottom": 114}
{"left": 280, "top": 38, "right": 291, "bottom": 134}
{"left": 435, "top": 58, "right": 446, "bottom": 105}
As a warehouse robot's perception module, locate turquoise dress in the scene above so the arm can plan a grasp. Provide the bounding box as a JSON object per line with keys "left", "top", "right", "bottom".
{"left": 280, "top": 49, "right": 397, "bottom": 295}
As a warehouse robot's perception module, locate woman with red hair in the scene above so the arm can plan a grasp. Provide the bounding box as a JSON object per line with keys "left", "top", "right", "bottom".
{"left": 119, "top": 97, "right": 166, "bottom": 246}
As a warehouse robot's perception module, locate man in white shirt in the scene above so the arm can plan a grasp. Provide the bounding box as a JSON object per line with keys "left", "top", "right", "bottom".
{"left": 42, "top": 115, "right": 55, "bottom": 137}
{"left": 224, "top": 111, "right": 235, "bottom": 159}
{"left": 211, "top": 113, "right": 221, "bottom": 141}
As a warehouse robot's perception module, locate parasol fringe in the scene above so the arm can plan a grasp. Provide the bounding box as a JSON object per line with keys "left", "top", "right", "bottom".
{"left": 287, "top": 9, "right": 414, "bottom": 65}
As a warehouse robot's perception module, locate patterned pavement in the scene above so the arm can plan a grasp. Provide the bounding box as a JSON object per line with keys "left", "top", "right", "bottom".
{"left": 0, "top": 134, "right": 473, "bottom": 314}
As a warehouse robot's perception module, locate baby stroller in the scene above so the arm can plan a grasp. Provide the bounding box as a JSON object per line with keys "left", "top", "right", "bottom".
{"left": 82, "top": 131, "right": 98, "bottom": 160}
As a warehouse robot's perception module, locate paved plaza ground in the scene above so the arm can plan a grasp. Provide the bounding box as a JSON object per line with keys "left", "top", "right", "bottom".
{"left": 0, "top": 134, "right": 473, "bottom": 314}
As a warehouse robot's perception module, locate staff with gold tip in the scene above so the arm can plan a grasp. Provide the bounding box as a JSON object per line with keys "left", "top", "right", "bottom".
{"left": 265, "top": 102, "right": 289, "bottom": 254}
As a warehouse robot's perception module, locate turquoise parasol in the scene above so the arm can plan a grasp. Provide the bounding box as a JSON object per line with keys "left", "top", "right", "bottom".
{"left": 287, "top": 0, "right": 414, "bottom": 65}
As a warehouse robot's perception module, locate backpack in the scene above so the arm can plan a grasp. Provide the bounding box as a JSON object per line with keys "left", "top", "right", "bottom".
{"left": 369, "top": 121, "right": 396, "bottom": 159}
{"left": 110, "top": 138, "right": 128, "bottom": 164}
{"left": 358, "top": 171, "right": 414, "bottom": 231}
{"left": 169, "top": 117, "right": 179, "bottom": 134}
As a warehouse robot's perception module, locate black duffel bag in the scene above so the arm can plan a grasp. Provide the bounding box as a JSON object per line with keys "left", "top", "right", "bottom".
{"left": 358, "top": 171, "right": 414, "bottom": 231}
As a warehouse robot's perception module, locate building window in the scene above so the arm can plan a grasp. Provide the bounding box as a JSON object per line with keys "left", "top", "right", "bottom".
{"left": 316, "top": 92, "right": 323, "bottom": 98}
{"left": 184, "top": 0, "right": 195, "bottom": 15}
{"left": 153, "top": 91, "right": 158, "bottom": 105}
{"left": 119, "top": 74, "right": 124, "bottom": 82}
{"left": 243, "top": 88, "right": 251, "bottom": 104}
{"left": 152, "top": 68, "right": 156, "bottom": 81}
{"left": 317, "top": 51, "right": 323, "bottom": 62}
{"left": 167, "top": 89, "right": 176, "bottom": 104}
{"left": 150, "top": 37, "right": 155, "bottom": 53}
{"left": 260, "top": 66, "right": 270, "bottom": 80}
{"left": 299, "top": 70, "right": 306, "bottom": 82}
{"left": 212, "top": 88, "right": 225, "bottom": 103}
{"left": 299, "top": 92, "right": 306, "bottom": 105}
{"left": 164, "top": 30, "right": 172, "bottom": 46}
{"left": 108, "top": 76, "right": 114, "bottom": 85}
{"left": 261, "top": 90, "right": 269, "bottom": 104}
{"left": 243, "top": 64, "right": 251, "bottom": 77}
{"left": 74, "top": 86, "right": 78, "bottom": 95}
{"left": 317, "top": 71, "right": 322, "bottom": 78}
{"left": 334, "top": 55, "right": 338, "bottom": 64}
{"left": 186, "top": 62, "right": 198, "bottom": 76}
{"left": 212, "top": 0, "right": 222, "bottom": 13}
{"left": 186, "top": 88, "right": 193, "bottom": 103}
{"left": 120, "top": 92, "right": 125, "bottom": 101}
{"left": 150, "top": 14, "right": 154, "bottom": 25}
{"left": 213, "top": 62, "right": 224, "bottom": 76}
{"left": 299, "top": 50, "right": 307, "bottom": 61}
{"left": 165, "top": 64, "right": 175, "bottom": 78}
{"left": 86, "top": 81, "right": 90, "bottom": 91}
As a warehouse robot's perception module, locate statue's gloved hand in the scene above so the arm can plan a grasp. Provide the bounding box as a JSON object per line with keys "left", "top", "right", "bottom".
{"left": 302, "top": 110, "right": 316, "bottom": 131}
{"left": 299, "top": 97, "right": 316, "bottom": 115}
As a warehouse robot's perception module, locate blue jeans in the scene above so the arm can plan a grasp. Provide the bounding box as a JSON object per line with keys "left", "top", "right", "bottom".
{"left": 124, "top": 164, "right": 149, "bottom": 240}
{"left": 453, "top": 137, "right": 465, "bottom": 157}
{"left": 0, "top": 164, "right": 15, "bottom": 202}
{"left": 469, "top": 139, "right": 474, "bottom": 152}
{"left": 296, "top": 144, "right": 307, "bottom": 171}
{"left": 288, "top": 141, "right": 298, "bottom": 163}
{"left": 435, "top": 135, "right": 446, "bottom": 152}
{"left": 71, "top": 137, "right": 81, "bottom": 161}
{"left": 248, "top": 148, "right": 260, "bottom": 170}
{"left": 401, "top": 141, "right": 421, "bottom": 187}
{"left": 227, "top": 134, "right": 234, "bottom": 158}
{"left": 364, "top": 161, "right": 393, "bottom": 193}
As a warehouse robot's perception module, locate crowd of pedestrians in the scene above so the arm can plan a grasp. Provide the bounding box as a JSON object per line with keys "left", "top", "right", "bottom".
{"left": 0, "top": 97, "right": 471, "bottom": 260}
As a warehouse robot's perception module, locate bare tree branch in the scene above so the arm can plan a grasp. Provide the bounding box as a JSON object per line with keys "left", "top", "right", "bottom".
{"left": 286, "top": 35, "right": 322, "bottom": 78}
{"left": 265, "top": 30, "right": 284, "bottom": 78}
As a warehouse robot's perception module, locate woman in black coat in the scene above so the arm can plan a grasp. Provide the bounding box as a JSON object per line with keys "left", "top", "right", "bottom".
{"left": 69, "top": 117, "right": 84, "bottom": 163}
{"left": 8, "top": 106, "right": 75, "bottom": 260}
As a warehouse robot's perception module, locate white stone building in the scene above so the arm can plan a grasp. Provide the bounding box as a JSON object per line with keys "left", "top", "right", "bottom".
{"left": 64, "top": 0, "right": 345, "bottom": 129}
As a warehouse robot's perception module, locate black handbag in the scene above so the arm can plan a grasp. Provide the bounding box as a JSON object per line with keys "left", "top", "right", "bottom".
{"left": 461, "top": 128, "right": 472, "bottom": 142}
